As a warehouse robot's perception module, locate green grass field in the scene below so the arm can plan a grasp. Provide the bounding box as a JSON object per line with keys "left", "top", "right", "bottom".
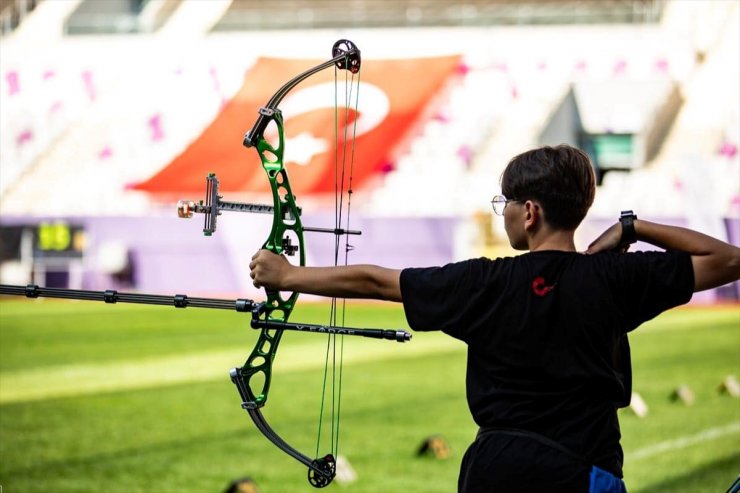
{"left": 0, "top": 299, "right": 738, "bottom": 492}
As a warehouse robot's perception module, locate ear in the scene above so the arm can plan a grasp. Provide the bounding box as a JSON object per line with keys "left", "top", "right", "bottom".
{"left": 523, "top": 200, "right": 540, "bottom": 231}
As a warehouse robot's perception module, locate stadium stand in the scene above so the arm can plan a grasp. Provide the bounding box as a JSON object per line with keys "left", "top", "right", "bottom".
{"left": 2, "top": 1, "right": 737, "bottom": 217}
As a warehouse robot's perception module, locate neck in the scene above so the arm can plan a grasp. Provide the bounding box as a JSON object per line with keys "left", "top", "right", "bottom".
{"left": 528, "top": 228, "right": 577, "bottom": 252}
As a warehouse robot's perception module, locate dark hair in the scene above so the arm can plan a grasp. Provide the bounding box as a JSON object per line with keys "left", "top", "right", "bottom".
{"left": 501, "top": 145, "right": 595, "bottom": 230}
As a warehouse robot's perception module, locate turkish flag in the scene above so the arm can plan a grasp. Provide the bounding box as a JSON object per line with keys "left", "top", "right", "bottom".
{"left": 133, "top": 54, "right": 461, "bottom": 197}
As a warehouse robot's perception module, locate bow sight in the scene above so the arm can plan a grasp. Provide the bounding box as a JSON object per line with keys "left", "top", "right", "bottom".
{"left": 177, "top": 173, "right": 362, "bottom": 247}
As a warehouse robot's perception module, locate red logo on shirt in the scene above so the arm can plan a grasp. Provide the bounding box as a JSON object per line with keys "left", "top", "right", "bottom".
{"left": 532, "top": 276, "right": 555, "bottom": 296}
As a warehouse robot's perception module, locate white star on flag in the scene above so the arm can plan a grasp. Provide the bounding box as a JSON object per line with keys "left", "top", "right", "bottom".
{"left": 284, "top": 132, "right": 329, "bottom": 166}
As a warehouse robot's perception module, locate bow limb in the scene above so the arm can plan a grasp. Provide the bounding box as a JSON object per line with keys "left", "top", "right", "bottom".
{"left": 230, "top": 367, "right": 335, "bottom": 487}
{"left": 243, "top": 39, "right": 360, "bottom": 149}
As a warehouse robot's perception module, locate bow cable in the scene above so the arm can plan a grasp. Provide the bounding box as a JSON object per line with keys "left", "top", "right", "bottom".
{"left": 315, "top": 51, "right": 361, "bottom": 464}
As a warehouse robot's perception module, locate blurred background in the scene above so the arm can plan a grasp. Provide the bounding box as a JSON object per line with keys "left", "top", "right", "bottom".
{"left": 1, "top": 0, "right": 738, "bottom": 302}
{"left": 1, "top": 2, "right": 739, "bottom": 493}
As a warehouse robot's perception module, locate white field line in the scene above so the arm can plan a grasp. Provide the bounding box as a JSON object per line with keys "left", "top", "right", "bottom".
{"left": 629, "top": 421, "right": 740, "bottom": 461}
{"left": 0, "top": 334, "right": 464, "bottom": 404}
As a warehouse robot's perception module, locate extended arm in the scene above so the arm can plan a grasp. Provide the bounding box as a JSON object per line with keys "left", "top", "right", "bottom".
{"left": 249, "top": 249, "right": 403, "bottom": 302}
{"left": 586, "top": 219, "right": 740, "bottom": 292}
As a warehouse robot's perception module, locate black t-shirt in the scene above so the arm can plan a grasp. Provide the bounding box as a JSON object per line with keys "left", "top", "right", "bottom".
{"left": 400, "top": 250, "right": 694, "bottom": 478}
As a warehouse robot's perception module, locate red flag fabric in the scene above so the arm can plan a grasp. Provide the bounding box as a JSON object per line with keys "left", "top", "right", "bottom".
{"left": 134, "top": 55, "right": 461, "bottom": 196}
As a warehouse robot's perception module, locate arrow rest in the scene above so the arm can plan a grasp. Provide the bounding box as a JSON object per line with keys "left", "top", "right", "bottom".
{"left": 282, "top": 236, "right": 298, "bottom": 256}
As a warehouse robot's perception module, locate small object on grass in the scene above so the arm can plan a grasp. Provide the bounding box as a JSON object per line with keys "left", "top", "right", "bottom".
{"left": 719, "top": 375, "right": 740, "bottom": 398}
{"left": 334, "top": 455, "right": 358, "bottom": 484}
{"left": 224, "top": 476, "right": 260, "bottom": 493}
{"left": 417, "top": 435, "right": 452, "bottom": 459}
{"left": 670, "top": 385, "right": 695, "bottom": 406}
{"left": 629, "top": 392, "right": 649, "bottom": 418}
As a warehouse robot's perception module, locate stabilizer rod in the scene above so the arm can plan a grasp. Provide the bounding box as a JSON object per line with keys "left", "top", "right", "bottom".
{"left": 0, "top": 284, "right": 412, "bottom": 341}
{"left": 251, "top": 318, "right": 412, "bottom": 342}
{"left": 0, "top": 284, "right": 255, "bottom": 312}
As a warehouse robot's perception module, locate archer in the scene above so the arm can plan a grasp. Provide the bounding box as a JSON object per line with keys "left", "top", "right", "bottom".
{"left": 249, "top": 144, "right": 740, "bottom": 493}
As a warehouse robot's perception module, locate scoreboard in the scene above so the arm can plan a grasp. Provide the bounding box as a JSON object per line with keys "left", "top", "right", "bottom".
{"left": 0, "top": 222, "right": 86, "bottom": 261}
{"left": 34, "top": 222, "right": 86, "bottom": 259}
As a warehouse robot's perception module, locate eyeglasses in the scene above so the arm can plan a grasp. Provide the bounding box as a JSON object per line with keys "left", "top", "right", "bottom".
{"left": 491, "top": 195, "right": 517, "bottom": 216}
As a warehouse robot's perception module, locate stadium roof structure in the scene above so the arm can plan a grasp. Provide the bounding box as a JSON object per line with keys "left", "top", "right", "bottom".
{"left": 212, "top": 0, "right": 667, "bottom": 32}
{"left": 53, "top": 0, "right": 668, "bottom": 36}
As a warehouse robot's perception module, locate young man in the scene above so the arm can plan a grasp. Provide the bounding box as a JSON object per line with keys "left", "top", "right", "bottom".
{"left": 249, "top": 145, "right": 740, "bottom": 492}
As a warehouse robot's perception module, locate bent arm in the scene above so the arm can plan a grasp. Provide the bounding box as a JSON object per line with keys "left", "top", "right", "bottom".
{"left": 587, "top": 219, "right": 740, "bottom": 292}
{"left": 250, "top": 249, "right": 403, "bottom": 301}
{"left": 634, "top": 220, "right": 740, "bottom": 292}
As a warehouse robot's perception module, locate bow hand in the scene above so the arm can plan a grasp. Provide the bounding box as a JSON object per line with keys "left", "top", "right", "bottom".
{"left": 250, "top": 249, "right": 292, "bottom": 290}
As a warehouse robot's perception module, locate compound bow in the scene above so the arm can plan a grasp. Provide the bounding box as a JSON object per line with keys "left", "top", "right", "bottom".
{"left": 218, "top": 38, "right": 410, "bottom": 487}
{"left": 0, "top": 39, "right": 412, "bottom": 489}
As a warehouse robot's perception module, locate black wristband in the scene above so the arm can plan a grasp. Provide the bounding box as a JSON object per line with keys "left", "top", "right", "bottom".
{"left": 619, "top": 210, "right": 638, "bottom": 245}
